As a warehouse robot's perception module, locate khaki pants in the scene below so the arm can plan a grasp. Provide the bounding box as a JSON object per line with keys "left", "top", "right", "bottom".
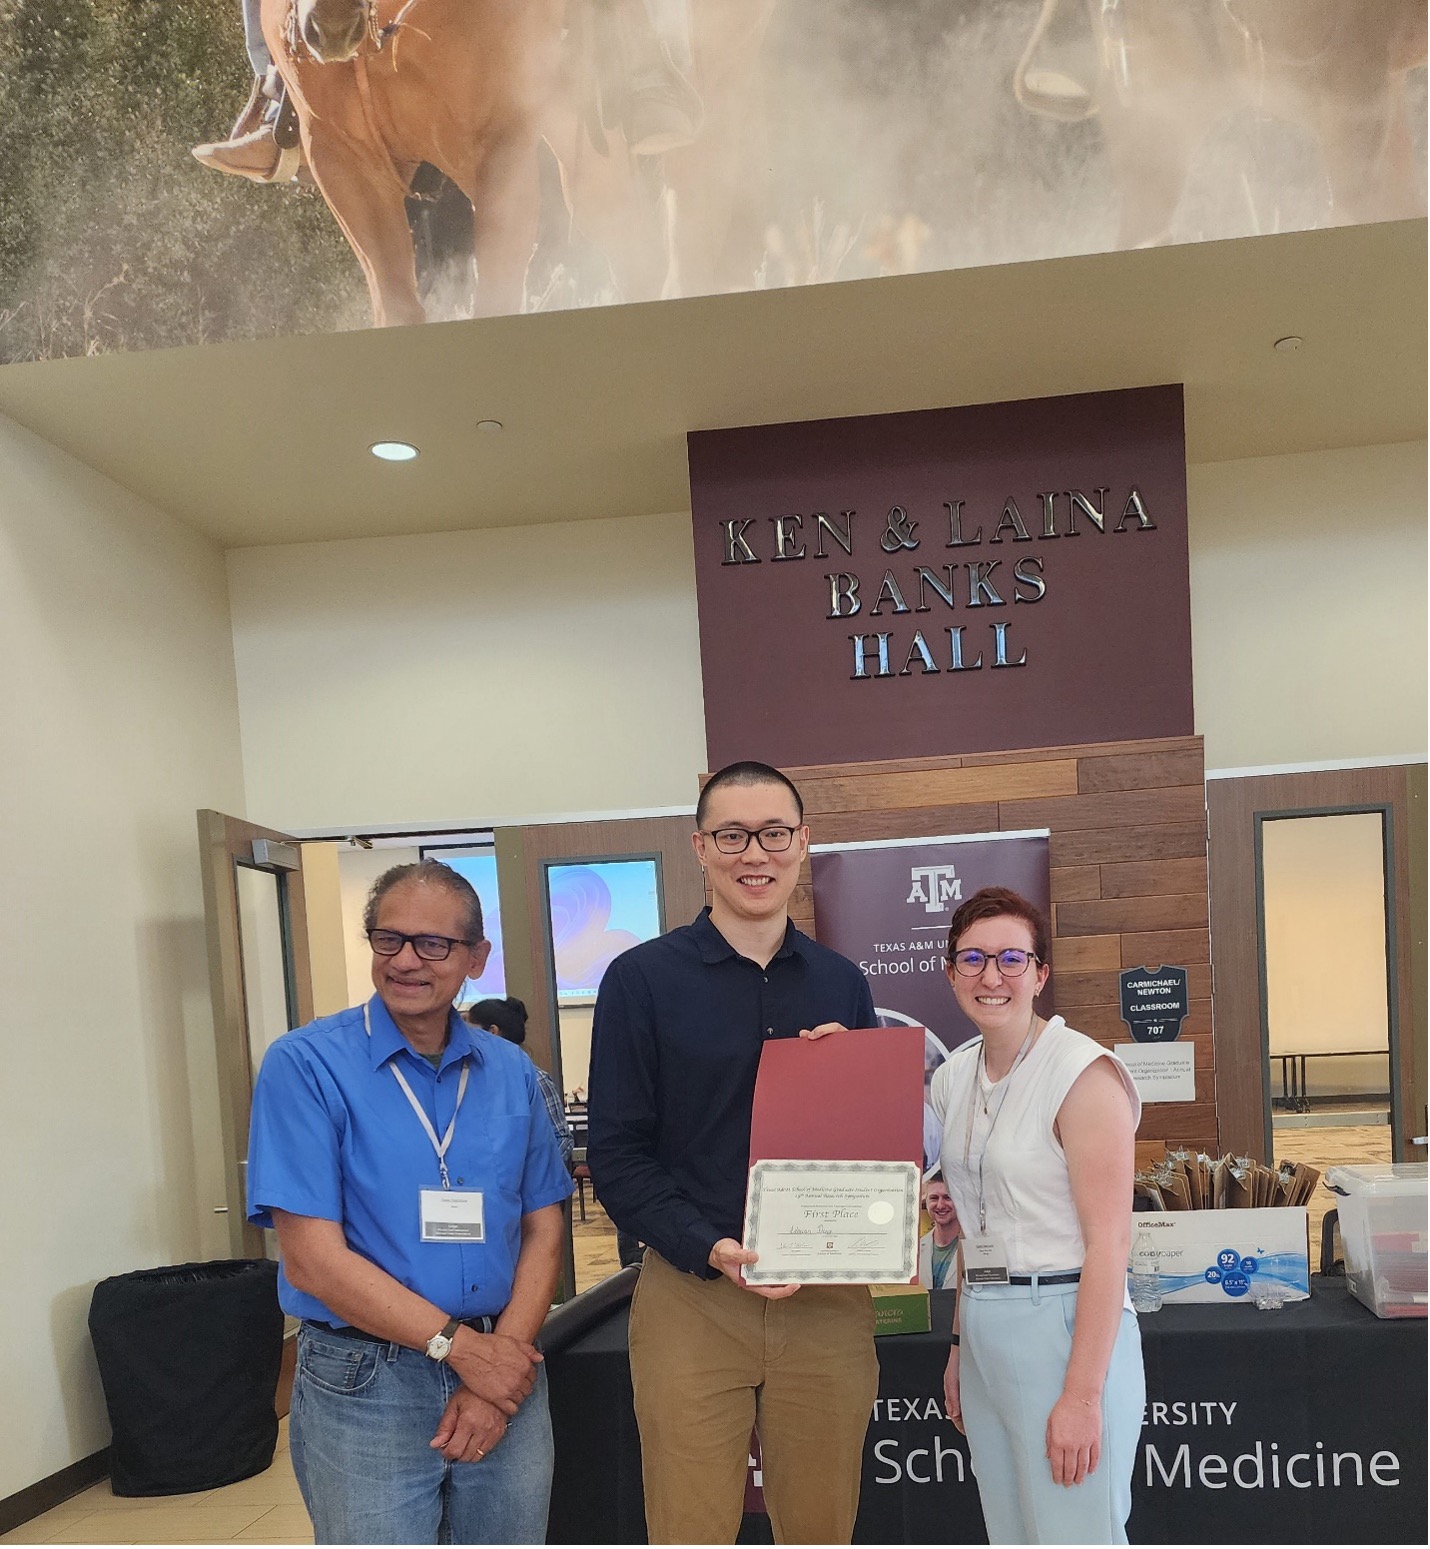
{"left": 628, "top": 1250, "right": 879, "bottom": 1544}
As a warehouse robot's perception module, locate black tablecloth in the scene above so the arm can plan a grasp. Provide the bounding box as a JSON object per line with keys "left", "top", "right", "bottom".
{"left": 544, "top": 1276, "right": 1426, "bottom": 1544}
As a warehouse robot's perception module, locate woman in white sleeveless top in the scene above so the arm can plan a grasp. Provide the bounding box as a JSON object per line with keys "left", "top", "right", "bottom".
{"left": 931, "top": 887, "right": 1144, "bottom": 1545}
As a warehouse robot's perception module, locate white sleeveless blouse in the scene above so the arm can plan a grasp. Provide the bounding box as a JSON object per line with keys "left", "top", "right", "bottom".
{"left": 930, "top": 1017, "right": 1141, "bottom": 1276}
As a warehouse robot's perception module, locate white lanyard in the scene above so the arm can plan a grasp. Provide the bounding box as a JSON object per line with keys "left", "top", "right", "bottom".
{"left": 962, "top": 1012, "right": 1039, "bottom": 1235}
{"left": 364, "top": 1003, "right": 470, "bottom": 1191}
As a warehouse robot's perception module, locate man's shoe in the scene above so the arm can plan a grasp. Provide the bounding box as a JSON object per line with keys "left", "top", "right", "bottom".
{"left": 192, "top": 122, "right": 285, "bottom": 182}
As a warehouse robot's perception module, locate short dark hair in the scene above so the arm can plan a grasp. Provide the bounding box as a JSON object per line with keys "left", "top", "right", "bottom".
{"left": 945, "top": 886, "right": 1049, "bottom": 965}
{"left": 466, "top": 996, "right": 527, "bottom": 1043}
{"left": 362, "top": 860, "right": 484, "bottom": 943}
{"left": 696, "top": 761, "right": 804, "bottom": 829}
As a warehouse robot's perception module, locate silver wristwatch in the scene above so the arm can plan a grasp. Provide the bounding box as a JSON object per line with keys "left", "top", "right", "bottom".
{"left": 425, "top": 1316, "right": 462, "bottom": 1362}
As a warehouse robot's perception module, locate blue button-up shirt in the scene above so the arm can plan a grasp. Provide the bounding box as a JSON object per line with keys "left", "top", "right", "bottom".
{"left": 587, "top": 908, "right": 875, "bottom": 1278}
{"left": 247, "top": 996, "right": 572, "bottom": 1323}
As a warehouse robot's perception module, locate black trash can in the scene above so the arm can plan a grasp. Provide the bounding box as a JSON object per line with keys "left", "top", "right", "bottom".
{"left": 88, "top": 1258, "right": 284, "bottom": 1496}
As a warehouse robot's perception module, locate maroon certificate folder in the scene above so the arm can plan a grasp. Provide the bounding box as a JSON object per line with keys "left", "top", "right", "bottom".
{"left": 748, "top": 1025, "right": 926, "bottom": 1171}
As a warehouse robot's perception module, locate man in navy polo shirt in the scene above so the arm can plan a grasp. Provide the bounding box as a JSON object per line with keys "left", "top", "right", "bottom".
{"left": 588, "top": 761, "right": 880, "bottom": 1543}
{"left": 247, "top": 860, "right": 571, "bottom": 1544}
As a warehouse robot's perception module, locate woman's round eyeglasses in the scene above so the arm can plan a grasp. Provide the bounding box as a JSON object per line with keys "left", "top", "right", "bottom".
{"left": 949, "top": 948, "right": 1040, "bottom": 977}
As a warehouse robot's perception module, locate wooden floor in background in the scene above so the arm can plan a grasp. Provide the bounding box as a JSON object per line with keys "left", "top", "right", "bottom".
{"left": 572, "top": 1196, "right": 626, "bottom": 1291}
{"left": 1272, "top": 1120, "right": 1392, "bottom": 1267}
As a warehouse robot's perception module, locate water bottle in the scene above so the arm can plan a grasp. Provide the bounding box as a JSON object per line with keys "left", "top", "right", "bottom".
{"left": 1129, "top": 1232, "right": 1163, "bottom": 1313}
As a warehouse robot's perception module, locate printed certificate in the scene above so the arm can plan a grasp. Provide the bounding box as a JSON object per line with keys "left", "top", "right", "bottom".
{"left": 741, "top": 1159, "right": 921, "bottom": 1284}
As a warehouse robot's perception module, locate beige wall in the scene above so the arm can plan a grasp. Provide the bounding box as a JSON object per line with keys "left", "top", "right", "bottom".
{"left": 1189, "top": 440, "right": 1427, "bottom": 771}
{"left": 226, "top": 441, "right": 1427, "bottom": 836}
{"left": 226, "top": 513, "right": 707, "bottom": 831}
{"left": 0, "top": 415, "right": 245, "bottom": 1500}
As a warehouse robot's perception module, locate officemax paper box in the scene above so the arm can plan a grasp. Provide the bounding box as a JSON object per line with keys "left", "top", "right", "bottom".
{"left": 870, "top": 1283, "right": 931, "bottom": 1335}
{"left": 1132, "top": 1208, "right": 1309, "bottom": 1305}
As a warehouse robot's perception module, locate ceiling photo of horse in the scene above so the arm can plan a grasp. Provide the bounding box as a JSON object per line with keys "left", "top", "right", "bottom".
{"left": 0, "top": 0, "right": 1424, "bottom": 363}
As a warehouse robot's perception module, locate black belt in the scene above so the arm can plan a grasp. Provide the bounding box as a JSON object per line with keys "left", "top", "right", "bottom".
{"left": 308, "top": 1315, "right": 495, "bottom": 1342}
{"left": 1008, "top": 1271, "right": 1081, "bottom": 1286}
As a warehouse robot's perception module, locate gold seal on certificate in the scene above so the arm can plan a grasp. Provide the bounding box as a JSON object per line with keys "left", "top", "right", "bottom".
{"left": 741, "top": 1160, "right": 922, "bottom": 1284}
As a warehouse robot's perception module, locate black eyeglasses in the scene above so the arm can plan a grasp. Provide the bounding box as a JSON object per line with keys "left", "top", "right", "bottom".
{"left": 368, "top": 929, "right": 473, "bottom": 961}
{"left": 700, "top": 825, "right": 798, "bottom": 855}
{"left": 950, "top": 948, "right": 1040, "bottom": 977}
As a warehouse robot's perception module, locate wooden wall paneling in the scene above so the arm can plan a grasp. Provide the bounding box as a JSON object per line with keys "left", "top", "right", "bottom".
{"left": 1049, "top": 934, "right": 1124, "bottom": 973}
{"left": 1120, "top": 928, "right": 1210, "bottom": 966}
{"left": 772, "top": 737, "right": 1216, "bottom": 1151}
{"left": 1057, "top": 962, "right": 1213, "bottom": 1006}
{"left": 1100, "top": 857, "right": 1209, "bottom": 898}
{"left": 1056, "top": 894, "right": 1209, "bottom": 937}
{"left": 1050, "top": 866, "right": 1101, "bottom": 902}
{"left": 1053, "top": 1003, "right": 1213, "bottom": 1048}
{"left": 1077, "top": 748, "right": 1206, "bottom": 793}
{"left": 810, "top": 804, "right": 1001, "bottom": 845}
{"left": 957, "top": 735, "right": 1201, "bottom": 768}
{"left": 998, "top": 785, "right": 1206, "bottom": 832}
{"left": 1207, "top": 776, "right": 1264, "bottom": 1159}
{"left": 1049, "top": 823, "right": 1208, "bottom": 867}
{"left": 799, "top": 760, "right": 1078, "bottom": 815}
{"left": 1407, "top": 765, "right": 1427, "bottom": 1149}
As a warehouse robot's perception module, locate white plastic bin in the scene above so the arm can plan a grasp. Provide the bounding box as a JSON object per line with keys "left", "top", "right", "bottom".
{"left": 1325, "top": 1163, "right": 1427, "bottom": 1319}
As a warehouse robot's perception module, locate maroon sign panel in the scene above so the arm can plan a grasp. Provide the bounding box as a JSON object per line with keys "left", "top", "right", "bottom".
{"left": 687, "top": 386, "right": 1192, "bottom": 769}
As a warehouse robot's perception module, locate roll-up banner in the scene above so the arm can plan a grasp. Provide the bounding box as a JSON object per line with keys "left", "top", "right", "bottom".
{"left": 809, "top": 830, "right": 1052, "bottom": 1174}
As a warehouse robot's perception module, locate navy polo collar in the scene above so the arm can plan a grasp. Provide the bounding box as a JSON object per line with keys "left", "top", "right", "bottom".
{"left": 690, "top": 906, "right": 806, "bottom": 966}
{"left": 364, "top": 995, "right": 484, "bottom": 1074}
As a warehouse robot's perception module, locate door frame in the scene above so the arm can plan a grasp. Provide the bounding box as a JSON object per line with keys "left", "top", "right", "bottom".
{"left": 198, "top": 810, "right": 314, "bottom": 1257}
{"left": 1251, "top": 803, "right": 1400, "bottom": 1162}
{"left": 1207, "top": 764, "right": 1424, "bottom": 1161}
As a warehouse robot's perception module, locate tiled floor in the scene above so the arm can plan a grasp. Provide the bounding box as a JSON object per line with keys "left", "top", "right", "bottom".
{"left": 1271, "top": 1117, "right": 1393, "bottom": 1267}
{"left": 1, "top": 1419, "right": 311, "bottom": 1545}
{"left": 572, "top": 1196, "right": 625, "bottom": 1290}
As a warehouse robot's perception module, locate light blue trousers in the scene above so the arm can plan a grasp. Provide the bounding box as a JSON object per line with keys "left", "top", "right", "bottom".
{"left": 960, "top": 1278, "right": 1144, "bottom": 1545}
{"left": 289, "top": 1325, "right": 554, "bottom": 1544}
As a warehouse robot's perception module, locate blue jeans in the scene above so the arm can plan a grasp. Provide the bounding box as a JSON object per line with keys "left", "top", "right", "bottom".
{"left": 290, "top": 1324, "right": 554, "bottom": 1544}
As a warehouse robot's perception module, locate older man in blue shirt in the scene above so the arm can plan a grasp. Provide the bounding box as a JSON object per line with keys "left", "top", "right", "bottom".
{"left": 248, "top": 860, "right": 571, "bottom": 1544}
{"left": 589, "top": 761, "right": 880, "bottom": 1544}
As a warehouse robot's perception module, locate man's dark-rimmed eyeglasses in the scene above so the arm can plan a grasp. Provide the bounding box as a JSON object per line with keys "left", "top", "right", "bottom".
{"left": 700, "top": 825, "right": 798, "bottom": 855}
{"left": 367, "top": 929, "right": 473, "bottom": 961}
{"left": 950, "top": 948, "right": 1040, "bottom": 977}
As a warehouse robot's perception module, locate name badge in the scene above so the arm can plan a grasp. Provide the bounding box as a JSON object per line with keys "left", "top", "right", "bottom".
{"left": 420, "top": 1187, "right": 485, "bottom": 1243}
{"left": 963, "top": 1232, "right": 1010, "bottom": 1285}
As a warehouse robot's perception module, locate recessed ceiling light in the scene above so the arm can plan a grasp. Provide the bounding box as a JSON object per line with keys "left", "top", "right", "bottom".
{"left": 1273, "top": 336, "right": 1303, "bottom": 353}
{"left": 370, "top": 440, "right": 419, "bottom": 461}
{"left": 476, "top": 419, "right": 504, "bottom": 433}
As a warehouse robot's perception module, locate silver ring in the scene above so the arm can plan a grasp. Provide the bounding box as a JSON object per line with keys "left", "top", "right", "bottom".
{"left": 475, "top": 1447, "right": 485, "bottom": 1458}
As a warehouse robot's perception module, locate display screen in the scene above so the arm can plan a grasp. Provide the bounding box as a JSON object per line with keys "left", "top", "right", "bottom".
{"left": 427, "top": 848, "right": 506, "bottom": 1002}
{"left": 545, "top": 859, "right": 663, "bottom": 1001}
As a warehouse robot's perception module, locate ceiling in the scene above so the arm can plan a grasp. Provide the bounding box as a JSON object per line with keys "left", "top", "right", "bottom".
{"left": 0, "top": 219, "right": 1422, "bottom": 549}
